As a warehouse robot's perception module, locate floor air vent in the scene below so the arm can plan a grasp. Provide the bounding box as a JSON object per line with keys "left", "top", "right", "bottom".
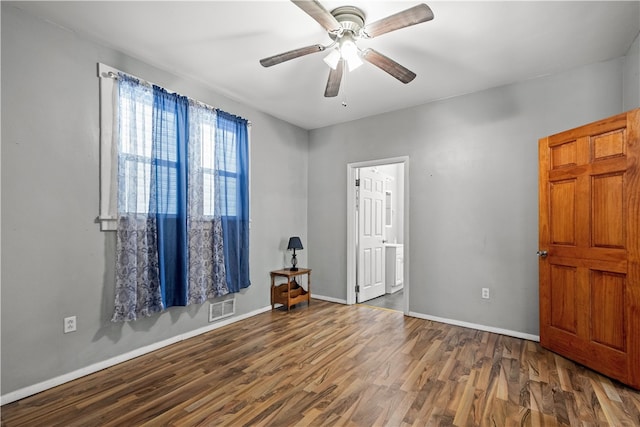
{"left": 209, "top": 298, "right": 235, "bottom": 322}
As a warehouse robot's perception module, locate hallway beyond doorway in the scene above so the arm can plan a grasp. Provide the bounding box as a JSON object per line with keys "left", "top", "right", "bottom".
{"left": 361, "top": 290, "right": 404, "bottom": 312}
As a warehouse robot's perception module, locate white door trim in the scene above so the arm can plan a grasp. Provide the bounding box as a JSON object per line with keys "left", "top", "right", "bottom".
{"left": 346, "top": 156, "right": 410, "bottom": 314}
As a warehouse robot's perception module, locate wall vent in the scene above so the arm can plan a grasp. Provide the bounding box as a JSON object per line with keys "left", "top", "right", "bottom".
{"left": 209, "top": 298, "right": 235, "bottom": 322}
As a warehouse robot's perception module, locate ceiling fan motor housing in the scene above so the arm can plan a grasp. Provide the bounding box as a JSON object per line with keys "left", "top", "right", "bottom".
{"left": 330, "top": 6, "right": 365, "bottom": 39}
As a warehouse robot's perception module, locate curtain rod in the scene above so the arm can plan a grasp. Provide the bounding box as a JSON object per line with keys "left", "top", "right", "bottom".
{"left": 101, "top": 66, "right": 252, "bottom": 126}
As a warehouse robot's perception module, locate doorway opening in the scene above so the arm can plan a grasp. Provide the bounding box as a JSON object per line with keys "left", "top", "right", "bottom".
{"left": 346, "top": 157, "right": 409, "bottom": 314}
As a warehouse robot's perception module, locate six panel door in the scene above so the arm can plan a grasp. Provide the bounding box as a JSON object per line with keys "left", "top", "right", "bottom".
{"left": 539, "top": 108, "right": 640, "bottom": 389}
{"left": 357, "top": 167, "right": 387, "bottom": 302}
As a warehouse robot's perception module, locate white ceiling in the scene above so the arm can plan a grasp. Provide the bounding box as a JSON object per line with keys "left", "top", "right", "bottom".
{"left": 11, "top": 1, "right": 640, "bottom": 130}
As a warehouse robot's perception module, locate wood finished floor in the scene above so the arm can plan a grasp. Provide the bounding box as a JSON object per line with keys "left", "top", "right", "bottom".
{"left": 361, "top": 290, "right": 404, "bottom": 312}
{"left": 2, "top": 300, "right": 640, "bottom": 426}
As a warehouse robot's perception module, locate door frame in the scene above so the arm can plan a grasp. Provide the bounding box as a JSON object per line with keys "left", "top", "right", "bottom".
{"left": 346, "top": 156, "right": 410, "bottom": 313}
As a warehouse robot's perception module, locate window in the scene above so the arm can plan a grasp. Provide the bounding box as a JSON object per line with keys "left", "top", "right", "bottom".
{"left": 200, "top": 120, "right": 216, "bottom": 217}
{"left": 215, "top": 123, "right": 239, "bottom": 217}
{"left": 117, "top": 78, "right": 153, "bottom": 214}
{"left": 116, "top": 82, "right": 219, "bottom": 217}
{"left": 99, "top": 63, "right": 247, "bottom": 226}
{"left": 98, "top": 63, "right": 251, "bottom": 321}
{"left": 385, "top": 190, "right": 392, "bottom": 227}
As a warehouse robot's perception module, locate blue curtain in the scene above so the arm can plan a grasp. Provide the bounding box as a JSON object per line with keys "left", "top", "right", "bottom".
{"left": 151, "top": 86, "right": 190, "bottom": 307}
{"left": 216, "top": 111, "right": 251, "bottom": 292}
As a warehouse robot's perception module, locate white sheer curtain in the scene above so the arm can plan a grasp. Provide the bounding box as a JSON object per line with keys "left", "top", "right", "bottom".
{"left": 112, "top": 75, "right": 164, "bottom": 321}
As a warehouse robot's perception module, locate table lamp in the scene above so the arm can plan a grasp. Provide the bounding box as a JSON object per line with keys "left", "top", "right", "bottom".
{"left": 287, "top": 236, "right": 303, "bottom": 271}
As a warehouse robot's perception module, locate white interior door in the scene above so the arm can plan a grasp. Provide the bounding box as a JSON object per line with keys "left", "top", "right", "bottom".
{"left": 357, "top": 168, "right": 386, "bottom": 302}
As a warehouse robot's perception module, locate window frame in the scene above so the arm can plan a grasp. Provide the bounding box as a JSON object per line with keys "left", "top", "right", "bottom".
{"left": 98, "top": 63, "right": 119, "bottom": 231}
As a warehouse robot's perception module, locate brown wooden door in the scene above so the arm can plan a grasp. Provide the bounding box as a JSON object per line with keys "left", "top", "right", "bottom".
{"left": 539, "top": 108, "right": 640, "bottom": 389}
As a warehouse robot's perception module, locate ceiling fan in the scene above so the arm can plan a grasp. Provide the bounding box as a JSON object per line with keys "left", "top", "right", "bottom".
{"left": 259, "top": 1, "right": 434, "bottom": 98}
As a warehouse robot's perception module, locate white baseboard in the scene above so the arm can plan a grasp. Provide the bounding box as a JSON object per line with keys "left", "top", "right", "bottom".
{"left": 0, "top": 305, "right": 272, "bottom": 406}
{"left": 312, "top": 294, "right": 348, "bottom": 304}
{"left": 315, "top": 298, "right": 539, "bottom": 343}
{"left": 312, "top": 297, "right": 539, "bottom": 343}
{"left": 408, "top": 311, "right": 540, "bottom": 342}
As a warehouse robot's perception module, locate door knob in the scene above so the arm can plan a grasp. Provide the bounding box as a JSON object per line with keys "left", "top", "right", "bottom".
{"left": 537, "top": 250, "right": 548, "bottom": 258}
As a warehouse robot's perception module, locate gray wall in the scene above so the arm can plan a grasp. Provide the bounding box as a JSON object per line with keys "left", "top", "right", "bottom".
{"left": 307, "top": 58, "right": 627, "bottom": 336}
{"left": 624, "top": 32, "right": 640, "bottom": 111}
{"left": 1, "top": 4, "right": 308, "bottom": 396}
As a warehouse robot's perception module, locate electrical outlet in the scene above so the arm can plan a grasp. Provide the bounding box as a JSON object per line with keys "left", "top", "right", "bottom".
{"left": 481, "top": 288, "right": 490, "bottom": 299}
{"left": 64, "top": 316, "right": 77, "bottom": 334}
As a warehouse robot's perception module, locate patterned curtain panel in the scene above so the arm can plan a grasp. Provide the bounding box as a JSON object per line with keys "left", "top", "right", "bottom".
{"left": 112, "top": 75, "right": 249, "bottom": 322}
{"left": 187, "top": 102, "right": 229, "bottom": 304}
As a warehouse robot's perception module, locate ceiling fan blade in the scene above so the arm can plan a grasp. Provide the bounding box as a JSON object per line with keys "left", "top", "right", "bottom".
{"left": 324, "top": 59, "right": 344, "bottom": 97}
{"left": 260, "top": 44, "right": 325, "bottom": 67}
{"left": 362, "top": 4, "right": 434, "bottom": 39}
{"left": 361, "top": 48, "right": 416, "bottom": 84}
{"left": 291, "top": 0, "right": 341, "bottom": 33}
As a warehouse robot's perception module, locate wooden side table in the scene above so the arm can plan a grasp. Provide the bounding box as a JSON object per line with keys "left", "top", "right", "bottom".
{"left": 270, "top": 268, "right": 311, "bottom": 311}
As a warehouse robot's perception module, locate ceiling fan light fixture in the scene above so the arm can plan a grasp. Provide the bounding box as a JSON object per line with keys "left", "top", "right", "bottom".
{"left": 323, "top": 48, "right": 341, "bottom": 70}
{"left": 346, "top": 52, "right": 363, "bottom": 71}
{"left": 340, "top": 34, "right": 357, "bottom": 58}
{"left": 339, "top": 34, "right": 362, "bottom": 71}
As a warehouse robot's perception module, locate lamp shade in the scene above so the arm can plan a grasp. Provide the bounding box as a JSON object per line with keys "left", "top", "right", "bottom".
{"left": 323, "top": 48, "right": 341, "bottom": 70}
{"left": 287, "top": 236, "right": 304, "bottom": 251}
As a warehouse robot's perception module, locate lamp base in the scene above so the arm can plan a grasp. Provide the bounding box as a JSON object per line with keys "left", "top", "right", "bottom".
{"left": 289, "top": 267, "right": 299, "bottom": 272}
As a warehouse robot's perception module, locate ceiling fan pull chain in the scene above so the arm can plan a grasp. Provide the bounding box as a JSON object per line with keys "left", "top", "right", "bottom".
{"left": 342, "top": 60, "right": 348, "bottom": 107}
